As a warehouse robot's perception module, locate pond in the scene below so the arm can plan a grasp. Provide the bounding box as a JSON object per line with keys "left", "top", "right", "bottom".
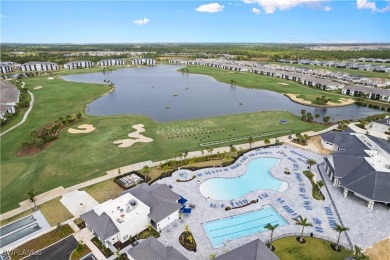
{"left": 61, "top": 65, "right": 381, "bottom": 122}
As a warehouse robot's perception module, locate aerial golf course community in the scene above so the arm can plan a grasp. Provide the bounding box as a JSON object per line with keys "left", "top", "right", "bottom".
{"left": 1, "top": 55, "right": 390, "bottom": 260}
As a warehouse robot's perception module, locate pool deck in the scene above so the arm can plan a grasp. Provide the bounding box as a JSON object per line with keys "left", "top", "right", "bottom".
{"left": 156, "top": 144, "right": 389, "bottom": 259}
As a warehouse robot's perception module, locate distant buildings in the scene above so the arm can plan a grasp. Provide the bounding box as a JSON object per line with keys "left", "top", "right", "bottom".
{"left": 321, "top": 131, "right": 390, "bottom": 209}
{"left": 131, "top": 58, "right": 156, "bottom": 65}
{"left": 0, "top": 80, "right": 19, "bottom": 120}
{"left": 21, "top": 62, "right": 58, "bottom": 72}
{"left": 342, "top": 85, "right": 390, "bottom": 102}
{"left": 63, "top": 61, "right": 94, "bottom": 69}
{"left": 96, "top": 59, "right": 125, "bottom": 66}
{"left": 0, "top": 62, "right": 20, "bottom": 74}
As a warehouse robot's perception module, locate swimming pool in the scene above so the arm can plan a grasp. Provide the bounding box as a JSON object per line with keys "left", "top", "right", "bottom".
{"left": 0, "top": 216, "right": 36, "bottom": 236}
{"left": 200, "top": 158, "right": 287, "bottom": 200}
{"left": 0, "top": 223, "right": 41, "bottom": 247}
{"left": 202, "top": 206, "right": 288, "bottom": 248}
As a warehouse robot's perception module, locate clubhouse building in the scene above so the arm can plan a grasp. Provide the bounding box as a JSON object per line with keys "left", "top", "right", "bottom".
{"left": 321, "top": 131, "right": 390, "bottom": 209}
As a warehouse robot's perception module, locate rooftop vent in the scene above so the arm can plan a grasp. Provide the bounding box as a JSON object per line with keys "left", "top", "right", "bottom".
{"left": 385, "top": 164, "right": 390, "bottom": 169}
{"left": 129, "top": 200, "right": 137, "bottom": 206}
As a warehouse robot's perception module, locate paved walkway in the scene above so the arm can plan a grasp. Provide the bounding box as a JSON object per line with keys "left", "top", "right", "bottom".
{"left": 348, "top": 122, "right": 389, "bottom": 140}
{"left": 0, "top": 124, "right": 338, "bottom": 221}
{"left": 0, "top": 82, "right": 35, "bottom": 137}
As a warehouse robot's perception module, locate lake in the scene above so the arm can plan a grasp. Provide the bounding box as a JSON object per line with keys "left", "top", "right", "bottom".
{"left": 61, "top": 65, "right": 381, "bottom": 122}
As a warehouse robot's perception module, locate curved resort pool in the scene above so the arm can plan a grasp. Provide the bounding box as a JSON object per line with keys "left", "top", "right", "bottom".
{"left": 199, "top": 157, "right": 288, "bottom": 200}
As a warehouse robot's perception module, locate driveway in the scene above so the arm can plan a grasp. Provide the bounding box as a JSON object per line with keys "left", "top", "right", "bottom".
{"left": 26, "top": 235, "right": 78, "bottom": 260}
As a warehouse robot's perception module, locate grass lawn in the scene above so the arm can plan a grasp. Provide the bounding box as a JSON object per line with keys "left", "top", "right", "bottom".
{"left": 81, "top": 179, "right": 124, "bottom": 203}
{"left": 0, "top": 71, "right": 326, "bottom": 213}
{"left": 39, "top": 198, "right": 74, "bottom": 226}
{"left": 273, "top": 236, "right": 353, "bottom": 260}
{"left": 70, "top": 243, "right": 92, "bottom": 260}
{"left": 0, "top": 209, "right": 33, "bottom": 227}
{"left": 183, "top": 65, "right": 351, "bottom": 104}
{"left": 10, "top": 225, "right": 73, "bottom": 260}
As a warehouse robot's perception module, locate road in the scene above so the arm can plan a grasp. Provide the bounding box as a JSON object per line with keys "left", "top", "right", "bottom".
{"left": 26, "top": 236, "right": 78, "bottom": 260}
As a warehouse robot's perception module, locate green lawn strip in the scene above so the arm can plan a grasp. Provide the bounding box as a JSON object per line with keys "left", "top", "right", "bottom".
{"left": 39, "top": 198, "right": 74, "bottom": 227}
{"left": 273, "top": 236, "right": 353, "bottom": 260}
{"left": 1, "top": 70, "right": 326, "bottom": 212}
{"left": 10, "top": 224, "right": 73, "bottom": 260}
{"left": 268, "top": 62, "right": 390, "bottom": 79}
{"left": 183, "top": 66, "right": 347, "bottom": 104}
{"left": 70, "top": 243, "right": 92, "bottom": 260}
{"left": 81, "top": 179, "right": 124, "bottom": 203}
{"left": 0, "top": 209, "right": 33, "bottom": 227}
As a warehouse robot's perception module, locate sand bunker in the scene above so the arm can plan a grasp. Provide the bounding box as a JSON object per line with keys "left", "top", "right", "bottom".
{"left": 286, "top": 94, "right": 354, "bottom": 106}
{"left": 68, "top": 124, "right": 96, "bottom": 134}
{"left": 47, "top": 77, "right": 54, "bottom": 80}
{"left": 113, "top": 124, "right": 153, "bottom": 148}
{"left": 278, "top": 82, "right": 289, "bottom": 85}
{"left": 33, "top": 86, "right": 43, "bottom": 90}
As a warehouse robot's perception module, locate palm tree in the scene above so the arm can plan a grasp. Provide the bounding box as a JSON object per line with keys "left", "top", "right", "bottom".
{"left": 354, "top": 245, "right": 362, "bottom": 259}
{"left": 141, "top": 166, "right": 150, "bottom": 182}
{"left": 27, "top": 189, "right": 39, "bottom": 211}
{"left": 315, "top": 113, "right": 320, "bottom": 119}
{"left": 317, "top": 180, "right": 324, "bottom": 189}
{"left": 264, "top": 223, "right": 279, "bottom": 250}
{"left": 264, "top": 139, "right": 271, "bottom": 145}
{"left": 292, "top": 216, "right": 312, "bottom": 243}
{"left": 248, "top": 137, "right": 254, "bottom": 149}
{"left": 183, "top": 151, "right": 189, "bottom": 164}
{"left": 306, "top": 159, "right": 317, "bottom": 171}
{"left": 333, "top": 224, "right": 349, "bottom": 251}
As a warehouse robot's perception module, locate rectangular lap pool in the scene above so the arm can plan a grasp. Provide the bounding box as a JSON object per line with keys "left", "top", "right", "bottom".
{"left": 202, "top": 205, "right": 288, "bottom": 248}
{"left": 0, "top": 216, "right": 36, "bottom": 236}
{"left": 0, "top": 223, "right": 41, "bottom": 247}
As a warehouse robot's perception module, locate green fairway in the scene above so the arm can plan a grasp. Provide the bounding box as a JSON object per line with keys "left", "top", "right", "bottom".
{"left": 0, "top": 74, "right": 326, "bottom": 212}
{"left": 183, "top": 66, "right": 351, "bottom": 104}
{"left": 273, "top": 236, "right": 353, "bottom": 260}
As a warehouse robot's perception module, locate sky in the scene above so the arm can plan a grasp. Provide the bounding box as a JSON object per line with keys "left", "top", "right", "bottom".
{"left": 1, "top": 0, "right": 389, "bottom": 43}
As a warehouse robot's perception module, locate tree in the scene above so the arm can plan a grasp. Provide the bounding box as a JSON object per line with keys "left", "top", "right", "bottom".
{"left": 264, "top": 139, "right": 271, "bottom": 145}
{"left": 306, "top": 159, "right": 317, "bottom": 170}
{"left": 27, "top": 189, "right": 39, "bottom": 211}
{"left": 183, "top": 151, "right": 189, "bottom": 164}
{"left": 141, "top": 166, "right": 150, "bottom": 182}
{"left": 209, "top": 253, "right": 217, "bottom": 259}
{"left": 292, "top": 216, "right": 313, "bottom": 243}
{"left": 264, "top": 223, "right": 279, "bottom": 250}
{"left": 323, "top": 116, "right": 331, "bottom": 123}
{"left": 315, "top": 113, "right": 320, "bottom": 119}
{"left": 317, "top": 180, "right": 324, "bottom": 189}
{"left": 76, "top": 112, "right": 82, "bottom": 120}
{"left": 248, "top": 137, "right": 254, "bottom": 149}
{"left": 333, "top": 224, "right": 349, "bottom": 251}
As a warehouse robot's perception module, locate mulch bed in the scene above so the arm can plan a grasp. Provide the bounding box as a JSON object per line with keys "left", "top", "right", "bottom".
{"left": 16, "top": 142, "right": 53, "bottom": 157}
{"left": 179, "top": 231, "right": 197, "bottom": 252}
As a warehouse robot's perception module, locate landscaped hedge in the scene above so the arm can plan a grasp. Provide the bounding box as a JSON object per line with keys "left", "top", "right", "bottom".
{"left": 91, "top": 237, "right": 113, "bottom": 258}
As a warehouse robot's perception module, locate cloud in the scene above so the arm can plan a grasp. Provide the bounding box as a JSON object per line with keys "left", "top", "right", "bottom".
{"left": 356, "top": 0, "right": 376, "bottom": 11}
{"left": 242, "top": 0, "right": 328, "bottom": 14}
{"left": 195, "top": 3, "right": 224, "bottom": 13}
{"left": 323, "top": 5, "right": 332, "bottom": 11}
{"left": 356, "top": 0, "right": 390, "bottom": 12}
{"left": 252, "top": 7, "right": 261, "bottom": 14}
{"left": 133, "top": 18, "right": 149, "bottom": 25}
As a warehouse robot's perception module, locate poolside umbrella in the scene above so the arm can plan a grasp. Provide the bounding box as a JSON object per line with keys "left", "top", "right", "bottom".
{"left": 183, "top": 208, "right": 192, "bottom": 214}
{"left": 178, "top": 197, "right": 188, "bottom": 205}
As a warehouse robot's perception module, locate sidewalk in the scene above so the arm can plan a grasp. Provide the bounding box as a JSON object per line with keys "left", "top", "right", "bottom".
{"left": 0, "top": 124, "right": 338, "bottom": 221}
